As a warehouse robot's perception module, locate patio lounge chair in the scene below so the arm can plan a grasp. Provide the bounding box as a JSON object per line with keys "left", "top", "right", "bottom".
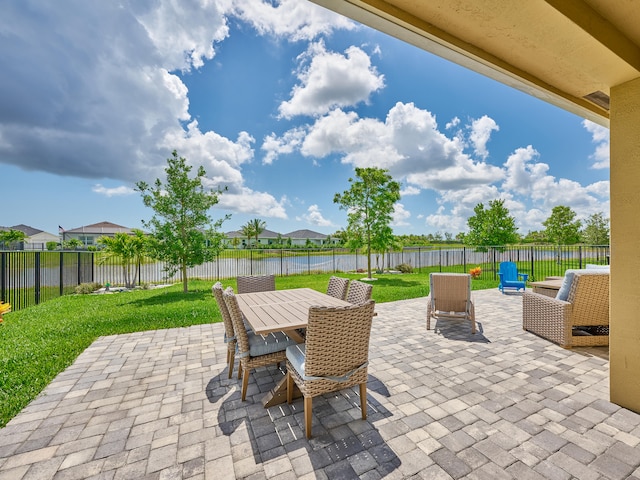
{"left": 426, "top": 273, "right": 476, "bottom": 334}
{"left": 523, "top": 271, "right": 609, "bottom": 348}
{"left": 236, "top": 274, "right": 276, "bottom": 294}
{"left": 498, "top": 261, "right": 528, "bottom": 293}
{"left": 286, "top": 300, "right": 376, "bottom": 438}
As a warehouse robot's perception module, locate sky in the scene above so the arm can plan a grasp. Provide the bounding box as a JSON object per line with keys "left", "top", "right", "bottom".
{"left": 0, "top": 0, "right": 610, "bottom": 238}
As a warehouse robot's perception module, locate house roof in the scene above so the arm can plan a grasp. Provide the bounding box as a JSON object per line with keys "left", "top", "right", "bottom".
{"left": 64, "top": 221, "right": 133, "bottom": 234}
{"left": 226, "top": 229, "right": 280, "bottom": 239}
{"left": 0, "top": 224, "right": 45, "bottom": 236}
{"left": 283, "top": 229, "right": 328, "bottom": 239}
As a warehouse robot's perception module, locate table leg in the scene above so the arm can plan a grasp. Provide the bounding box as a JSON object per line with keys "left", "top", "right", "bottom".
{"left": 262, "top": 371, "right": 302, "bottom": 408}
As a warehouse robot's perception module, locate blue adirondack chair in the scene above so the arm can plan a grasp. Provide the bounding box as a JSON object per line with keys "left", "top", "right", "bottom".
{"left": 498, "top": 262, "right": 528, "bottom": 293}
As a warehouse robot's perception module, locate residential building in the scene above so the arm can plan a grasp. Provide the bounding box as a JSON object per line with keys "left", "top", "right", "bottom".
{"left": 0, "top": 224, "right": 59, "bottom": 250}
{"left": 61, "top": 221, "right": 135, "bottom": 247}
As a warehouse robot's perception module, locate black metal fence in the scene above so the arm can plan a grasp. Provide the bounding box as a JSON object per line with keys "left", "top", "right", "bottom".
{"left": 1, "top": 245, "right": 610, "bottom": 312}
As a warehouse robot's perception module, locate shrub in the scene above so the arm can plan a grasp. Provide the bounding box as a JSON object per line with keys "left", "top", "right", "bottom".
{"left": 395, "top": 263, "right": 413, "bottom": 273}
{"left": 469, "top": 266, "right": 482, "bottom": 279}
{"left": 46, "top": 241, "right": 59, "bottom": 251}
{"left": 75, "top": 282, "right": 102, "bottom": 295}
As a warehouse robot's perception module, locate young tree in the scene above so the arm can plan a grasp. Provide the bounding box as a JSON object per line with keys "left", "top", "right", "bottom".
{"left": 63, "top": 238, "right": 84, "bottom": 250}
{"left": 136, "top": 150, "right": 228, "bottom": 293}
{"left": 465, "top": 199, "right": 519, "bottom": 247}
{"left": 0, "top": 229, "right": 27, "bottom": 249}
{"left": 543, "top": 205, "right": 581, "bottom": 245}
{"left": 581, "top": 212, "right": 610, "bottom": 245}
{"left": 98, "top": 230, "right": 148, "bottom": 288}
{"left": 334, "top": 167, "right": 401, "bottom": 279}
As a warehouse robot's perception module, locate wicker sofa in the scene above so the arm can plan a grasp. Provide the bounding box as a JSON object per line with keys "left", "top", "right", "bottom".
{"left": 522, "top": 271, "right": 609, "bottom": 348}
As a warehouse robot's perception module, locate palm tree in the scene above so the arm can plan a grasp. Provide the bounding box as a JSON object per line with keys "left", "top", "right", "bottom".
{"left": 240, "top": 223, "right": 254, "bottom": 248}
{"left": 97, "top": 230, "right": 148, "bottom": 288}
{"left": 248, "top": 218, "right": 266, "bottom": 248}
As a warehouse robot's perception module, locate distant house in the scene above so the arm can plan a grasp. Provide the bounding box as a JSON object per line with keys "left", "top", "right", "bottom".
{"left": 225, "top": 229, "right": 281, "bottom": 248}
{"left": 224, "top": 228, "right": 337, "bottom": 248}
{"left": 0, "top": 224, "right": 59, "bottom": 250}
{"left": 61, "top": 221, "right": 136, "bottom": 247}
{"left": 283, "top": 229, "right": 337, "bottom": 247}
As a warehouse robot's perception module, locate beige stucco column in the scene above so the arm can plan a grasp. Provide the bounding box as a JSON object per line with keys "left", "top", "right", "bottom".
{"left": 610, "top": 76, "right": 640, "bottom": 413}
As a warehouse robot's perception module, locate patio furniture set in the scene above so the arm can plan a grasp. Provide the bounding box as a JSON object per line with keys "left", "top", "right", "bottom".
{"left": 212, "top": 274, "right": 375, "bottom": 438}
{"left": 214, "top": 265, "right": 609, "bottom": 438}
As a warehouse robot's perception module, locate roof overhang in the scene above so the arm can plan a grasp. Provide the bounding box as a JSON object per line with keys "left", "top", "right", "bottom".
{"left": 310, "top": 0, "right": 640, "bottom": 128}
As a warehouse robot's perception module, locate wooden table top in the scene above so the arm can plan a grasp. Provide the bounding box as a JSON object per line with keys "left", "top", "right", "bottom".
{"left": 529, "top": 278, "right": 564, "bottom": 289}
{"left": 235, "top": 288, "right": 351, "bottom": 336}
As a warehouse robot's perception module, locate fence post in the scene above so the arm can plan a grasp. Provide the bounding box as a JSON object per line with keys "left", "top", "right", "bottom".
{"left": 578, "top": 245, "right": 583, "bottom": 269}
{"left": 35, "top": 252, "right": 41, "bottom": 305}
{"left": 0, "top": 252, "right": 5, "bottom": 303}
{"left": 250, "top": 250, "right": 253, "bottom": 275}
{"left": 77, "top": 252, "right": 81, "bottom": 285}
{"left": 307, "top": 250, "right": 310, "bottom": 275}
{"left": 59, "top": 252, "right": 64, "bottom": 296}
{"left": 530, "top": 246, "right": 535, "bottom": 280}
{"left": 463, "top": 247, "right": 467, "bottom": 273}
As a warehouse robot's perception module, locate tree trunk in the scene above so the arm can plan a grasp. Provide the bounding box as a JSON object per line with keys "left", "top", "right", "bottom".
{"left": 182, "top": 263, "right": 188, "bottom": 293}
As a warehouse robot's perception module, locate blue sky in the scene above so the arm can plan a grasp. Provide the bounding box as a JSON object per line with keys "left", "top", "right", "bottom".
{"left": 0, "top": 0, "right": 609, "bottom": 238}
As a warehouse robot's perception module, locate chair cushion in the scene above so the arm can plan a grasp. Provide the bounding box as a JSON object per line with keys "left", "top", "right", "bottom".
{"left": 586, "top": 264, "right": 610, "bottom": 270}
{"left": 286, "top": 343, "right": 307, "bottom": 377}
{"left": 248, "top": 331, "right": 297, "bottom": 357}
{"left": 556, "top": 270, "right": 578, "bottom": 301}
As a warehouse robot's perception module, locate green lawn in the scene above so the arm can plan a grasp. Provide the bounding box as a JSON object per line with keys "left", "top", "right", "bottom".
{"left": 0, "top": 273, "right": 498, "bottom": 428}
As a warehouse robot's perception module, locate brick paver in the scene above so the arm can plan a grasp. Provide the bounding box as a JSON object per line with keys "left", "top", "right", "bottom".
{"left": 1, "top": 289, "right": 637, "bottom": 479}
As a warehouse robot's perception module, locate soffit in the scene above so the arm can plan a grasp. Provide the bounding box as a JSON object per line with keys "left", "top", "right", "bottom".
{"left": 311, "top": 0, "right": 640, "bottom": 127}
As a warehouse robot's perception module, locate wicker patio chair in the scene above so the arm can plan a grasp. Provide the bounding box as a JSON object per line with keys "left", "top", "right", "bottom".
{"left": 426, "top": 273, "right": 476, "bottom": 334}
{"left": 346, "top": 280, "right": 373, "bottom": 304}
{"left": 286, "top": 300, "right": 376, "bottom": 438}
{"left": 212, "top": 282, "right": 240, "bottom": 379}
{"left": 223, "top": 287, "right": 297, "bottom": 401}
{"left": 236, "top": 274, "right": 276, "bottom": 294}
{"left": 523, "top": 271, "right": 609, "bottom": 348}
{"left": 326, "top": 276, "right": 350, "bottom": 300}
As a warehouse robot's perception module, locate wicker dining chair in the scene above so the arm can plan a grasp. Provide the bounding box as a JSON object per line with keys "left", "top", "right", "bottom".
{"left": 286, "top": 300, "right": 376, "bottom": 438}
{"left": 346, "top": 280, "right": 373, "bottom": 304}
{"left": 236, "top": 274, "right": 276, "bottom": 294}
{"left": 326, "top": 276, "right": 350, "bottom": 300}
{"left": 426, "top": 273, "right": 476, "bottom": 334}
{"left": 212, "top": 282, "right": 239, "bottom": 379}
{"left": 223, "top": 287, "right": 297, "bottom": 401}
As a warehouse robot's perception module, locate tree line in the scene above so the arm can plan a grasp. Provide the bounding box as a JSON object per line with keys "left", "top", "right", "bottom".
{"left": 4, "top": 152, "right": 607, "bottom": 290}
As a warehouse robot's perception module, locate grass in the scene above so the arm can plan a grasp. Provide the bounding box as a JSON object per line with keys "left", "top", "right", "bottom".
{"left": 0, "top": 272, "right": 498, "bottom": 428}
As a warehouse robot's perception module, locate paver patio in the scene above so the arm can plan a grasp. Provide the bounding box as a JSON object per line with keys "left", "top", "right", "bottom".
{"left": 1, "top": 288, "right": 638, "bottom": 479}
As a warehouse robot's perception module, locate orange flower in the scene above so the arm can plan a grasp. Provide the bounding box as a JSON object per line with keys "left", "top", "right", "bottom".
{"left": 0, "top": 301, "right": 11, "bottom": 321}
{"left": 469, "top": 267, "right": 482, "bottom": 279}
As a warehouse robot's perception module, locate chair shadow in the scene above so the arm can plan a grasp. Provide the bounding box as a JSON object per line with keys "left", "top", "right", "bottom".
{"left": 205, "top": 368, "right": 400, "bottom": 478}
{"left": 432, "top": 318, "right": 491, "bottom": 343}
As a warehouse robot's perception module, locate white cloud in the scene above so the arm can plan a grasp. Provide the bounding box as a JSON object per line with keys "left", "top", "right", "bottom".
{"left": 401, "top": 186, "right": 421, "bottom": 196}
{"left": 583, "top": 119, "right": 610, "bottom": 169}
{"left": 278, "top": 41, "right": 385, "bottom": 119}
{"left": 391, "top": 203, "right": 411, "bottom": 227}
{"left": 92, "top": 184, "right": 136, "bottom": 197}
{"left": 469, "top": 115, "right": 499, "bottom": 160}
{"left": 231, "top": 0, "right": 356, "bottom": 41}
{"left": 218, "top": 189, "right": 288, "bottom": 218}
{"left": 262, "top": 128, "right": 306, "bottom": 165}
{"left": 302, "top": 205, "right": 335, "bottom": 227}
{"left": 445, "top": 117, "right": 460, "bottom": 130}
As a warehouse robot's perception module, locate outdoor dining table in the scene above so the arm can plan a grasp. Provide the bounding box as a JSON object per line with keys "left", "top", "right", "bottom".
{"left": 235, "top": 287, "right": 352, "bottom": 407}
